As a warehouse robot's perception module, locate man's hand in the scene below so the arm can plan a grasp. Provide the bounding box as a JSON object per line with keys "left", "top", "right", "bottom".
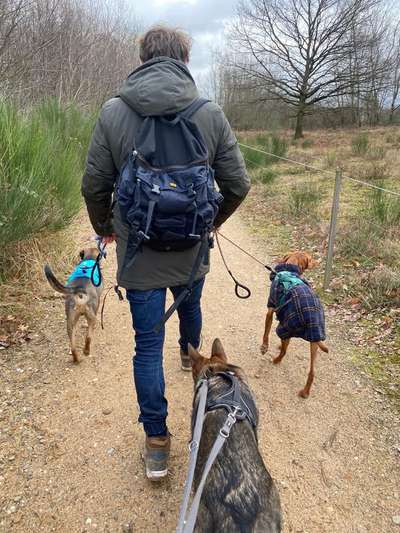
{"left": 102, "top": 233, "right": 116, "bottom": 244}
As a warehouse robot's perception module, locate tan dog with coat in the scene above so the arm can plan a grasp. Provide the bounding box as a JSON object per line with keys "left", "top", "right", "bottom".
{"left": 261, "top": 251, "right": 328, "bottom": 398}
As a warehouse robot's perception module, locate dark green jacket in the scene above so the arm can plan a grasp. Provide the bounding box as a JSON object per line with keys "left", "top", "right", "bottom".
{"left": 82, "top": 57, "right": 250, "bottom": 290}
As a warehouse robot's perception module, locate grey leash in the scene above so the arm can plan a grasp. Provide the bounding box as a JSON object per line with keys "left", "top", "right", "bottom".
{"left": 176, "top": 382, "right": 240, "bottom": 533}
{"left": 177, "top": 380, "right": 208, "bottom": 533}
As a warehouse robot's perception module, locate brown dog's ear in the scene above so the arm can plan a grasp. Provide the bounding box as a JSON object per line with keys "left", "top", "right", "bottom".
{"left": 79, "top": 249, "right": 85, "bottom": 260}
{"left": 277, "top": 253, "right": 291, "bottom": 264}
{"left": 308, "top": 255, "right": 318, "bottom": 269}
{"left": 299, "top": 252, "right": 315, "bottom": 272}
{"left": 211, "top": 338, "right": 227, "bottom": 363}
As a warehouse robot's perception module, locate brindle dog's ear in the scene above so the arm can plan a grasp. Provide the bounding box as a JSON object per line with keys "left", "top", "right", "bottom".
{"left": 188, "top": 344, "right": 207, "bottom": 380}
{"left": 211, "top": 338, "right": 227, "bottom": 363}
{"left": 79, "top": 250, "right": 85, "bottom": 260}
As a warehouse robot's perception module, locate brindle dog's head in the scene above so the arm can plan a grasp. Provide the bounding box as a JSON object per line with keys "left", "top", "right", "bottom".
{"left": 79, "top": 247, "right": 99, "bottom": 262}
{"left": 188, "top": 338, "right": 245, "bottom": 383}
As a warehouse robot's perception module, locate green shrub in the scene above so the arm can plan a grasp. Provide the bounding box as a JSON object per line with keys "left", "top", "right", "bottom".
{"left": 338, "top": 222, "right": 380, "bottom": 260}
{"left": 270, "top": 134, "right": 288, "bottom": 160}
{"left": 325, "top": 151, "right": 337, "bottom": 168}
{"left": 240, "top": 145, "right": 265, "bottom": 169}
{"left": 352, "top": 133, "right": 369, "bottom": 155}
{"left": 241, "top": 133, "right": 288, "bottom": 167}
{"left": 258, "top": 169, "right": 277, "bottom": 185}
{"left": 0, "top": 100, "right": 94, "bottom": 249}
{"left": 366, "top": 185, "right": 400, "bottom": 226}
{"left": 302, "top": 138, "right": 314, "bottom": 149}
{"left": 255, "top": 133, "right": 270, "bottom": 146}
{"left": 287, "top": 182, "right": 322, "bottom": 217}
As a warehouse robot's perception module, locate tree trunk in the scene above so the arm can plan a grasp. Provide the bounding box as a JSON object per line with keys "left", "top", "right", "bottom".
{"left": 294, "top": 105, "right": 305, "bottom": 139}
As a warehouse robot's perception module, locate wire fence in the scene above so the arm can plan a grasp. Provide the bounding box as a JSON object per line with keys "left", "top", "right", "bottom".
{"left": 238, "top": 141, "right": 400, "bottom": 306}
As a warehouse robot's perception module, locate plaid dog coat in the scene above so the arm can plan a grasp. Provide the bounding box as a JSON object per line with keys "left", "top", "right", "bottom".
{"left": 267, "top": 263, "right": 326, "bottom": 342}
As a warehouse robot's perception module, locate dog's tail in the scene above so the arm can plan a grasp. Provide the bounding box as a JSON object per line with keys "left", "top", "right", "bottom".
{"left": 318, "top": 341, "right": 329, "bottom": 353}
{"left": 44, "top": 264, "right": 74, "bottom": 295}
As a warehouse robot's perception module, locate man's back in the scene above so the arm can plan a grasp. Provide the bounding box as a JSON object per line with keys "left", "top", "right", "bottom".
{"left": 82, "top": 56, "right": 250, "bottom": 290}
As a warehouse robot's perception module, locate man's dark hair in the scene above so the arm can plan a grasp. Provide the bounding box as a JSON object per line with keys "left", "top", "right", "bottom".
{"left": 139, "top": 25, "right": 192, "bottom": 63}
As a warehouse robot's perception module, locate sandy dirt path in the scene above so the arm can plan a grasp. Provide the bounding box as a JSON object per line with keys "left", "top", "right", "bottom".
{"left": 1, "top": 213, "right": 399, "bottom": 533}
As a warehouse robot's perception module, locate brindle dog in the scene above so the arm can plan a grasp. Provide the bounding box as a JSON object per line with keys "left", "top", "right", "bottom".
{"left": 44, "top": 248, "right": 103, "bottom": 363}
{"left": 188, "top": 339, "right": 282, "bottom": 533}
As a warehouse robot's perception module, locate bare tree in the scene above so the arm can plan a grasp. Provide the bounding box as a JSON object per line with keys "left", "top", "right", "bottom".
{"left": 388, "top": 22, "right": 400, "bottom": 123}
{"left": 0, "top": 0, "right": 140, "bottom": 107}
{"left": 231, "top": 0, "right": 380, "bottom": 138}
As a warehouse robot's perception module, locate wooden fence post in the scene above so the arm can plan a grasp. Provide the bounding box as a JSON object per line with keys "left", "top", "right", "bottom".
{"left": 323, "top": 168, "right": 342, "bottom": 290}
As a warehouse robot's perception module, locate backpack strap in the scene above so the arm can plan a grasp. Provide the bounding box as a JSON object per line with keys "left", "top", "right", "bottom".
{"left": 153, "top": 234, "right": 210, "bottom": 333}
{"left": 179, "top": 98, "right": 210, "bottom": 120}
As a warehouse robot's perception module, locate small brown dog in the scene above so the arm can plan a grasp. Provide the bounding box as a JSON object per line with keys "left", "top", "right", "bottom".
{"left": 44, "top": 248, "right": 103, "bottom": 363}
{"left": 261, "top": 251, "right": 328, "bottom": 398}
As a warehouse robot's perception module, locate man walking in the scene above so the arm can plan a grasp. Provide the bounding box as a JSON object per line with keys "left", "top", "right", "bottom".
{"left": 82, "top": 25, "right": 250, "bottom": 480}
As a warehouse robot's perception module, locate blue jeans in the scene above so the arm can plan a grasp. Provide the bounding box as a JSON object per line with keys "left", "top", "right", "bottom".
{"left": 126, "top": 277, "right": 205, "bottom": 437}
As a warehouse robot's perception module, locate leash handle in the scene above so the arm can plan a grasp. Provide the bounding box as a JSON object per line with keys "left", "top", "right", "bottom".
{"left": 234, "top": 277, "right": 251, "bottom": 299}
{"left": 215, "top": 232, "right": 252, "bottom": 300}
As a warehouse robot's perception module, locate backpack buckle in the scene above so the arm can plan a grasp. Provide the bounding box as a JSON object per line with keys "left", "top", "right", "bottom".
{"left": 151, "top": 184, "right": 161, "bottom": 194}
{"left": 138, "top": 230, "right": 150, "bottom": 241}
{"left": 189, "top": 233, "right": 201, "bottom": 240}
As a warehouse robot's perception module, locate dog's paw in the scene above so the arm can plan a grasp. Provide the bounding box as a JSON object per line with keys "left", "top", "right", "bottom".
{"left": 298, "top": 389, "right": 309, "bottom": 399}
{"left": 272, "top": 355, "right": 283, "bottom": 365}
{"left": 83, "top": 349, "right": 90, "bottom": 356}
{"left": 260, "top": 343, "right": 268, "bottom": 355}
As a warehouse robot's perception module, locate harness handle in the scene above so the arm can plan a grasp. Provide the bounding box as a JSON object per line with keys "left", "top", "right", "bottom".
{"left": 215, "top": 232, "right": 251, "bottom": 300}
{"left": 91, "top": 237, "right": 108, "bottom": 288}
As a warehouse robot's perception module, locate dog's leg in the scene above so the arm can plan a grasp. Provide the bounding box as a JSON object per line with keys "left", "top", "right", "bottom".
{"left": 84, "top": 312, "right": 96, "bottom": 356}
{"left": 260, "top": 308, "right": 274, "bottom": 354}
{"left": 272, "top": 338, "right": 290, "bottom": 364}
{"left": 298, "top": 342, "right": 318, "bottom": 398}
{"left": 67, "top": 314, "right": 80, "bottom": 364}
{"left": 317, "top": 341, "right": 329, "bottom": 353}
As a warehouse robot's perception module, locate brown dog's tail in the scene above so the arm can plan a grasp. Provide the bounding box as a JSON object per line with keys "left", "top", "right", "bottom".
{"left": 318, "top": 341, "right": 329, "bottom": 353}
{"left": 44, "top": 264, "right": 73, "bottom": 295}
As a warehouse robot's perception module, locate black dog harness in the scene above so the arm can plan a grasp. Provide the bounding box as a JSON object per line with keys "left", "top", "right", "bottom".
{"left": 178, "top": 371, "right": 258, "bottom": 533}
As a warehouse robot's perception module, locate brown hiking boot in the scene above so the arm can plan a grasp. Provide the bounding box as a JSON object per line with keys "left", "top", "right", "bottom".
{"left": 144, "top": 433, "right": 171, "bottom": 481}
{"left": 180, "top": 349, "right": 192, "bottom": 372}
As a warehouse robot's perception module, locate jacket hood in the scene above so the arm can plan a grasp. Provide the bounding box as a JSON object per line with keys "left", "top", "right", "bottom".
{"left": 119, "top": 57, "right": 199, "bottom": 116}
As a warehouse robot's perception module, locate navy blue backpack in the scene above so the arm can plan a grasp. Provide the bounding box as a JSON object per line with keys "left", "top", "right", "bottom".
{"left": 117, "top": 97, "right": 223, "bottom": 326}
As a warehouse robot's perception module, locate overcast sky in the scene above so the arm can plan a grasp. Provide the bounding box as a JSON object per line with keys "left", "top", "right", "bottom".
{"left": 135, "top": 0, "right": 238, "bottom": 82}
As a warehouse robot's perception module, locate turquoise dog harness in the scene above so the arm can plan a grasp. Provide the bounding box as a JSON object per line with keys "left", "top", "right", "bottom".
{"left": 275, "top": 270, "right": 305, "bottom": 307}
{"left": 67, "top": 259, "right": 101, "bottom": 286}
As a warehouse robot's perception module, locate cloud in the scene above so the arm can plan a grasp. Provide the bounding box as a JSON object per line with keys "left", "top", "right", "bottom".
{"left": 135, "top": 0, "right": 237, "bottom": 80}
